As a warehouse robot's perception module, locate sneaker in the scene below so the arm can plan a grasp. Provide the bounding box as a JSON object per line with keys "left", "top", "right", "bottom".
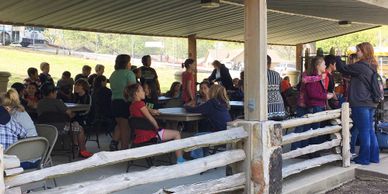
{"left": 109, "top": 140, "right": 119, "bottom": 151}
{"left": 176, "top": 156, "right": 186, "bottom": 164}
{"left": 351, "top": 153, "right": 358, "bottom": 160}
{"left": 79, "top": 150, "right": 93, "bottom": 158}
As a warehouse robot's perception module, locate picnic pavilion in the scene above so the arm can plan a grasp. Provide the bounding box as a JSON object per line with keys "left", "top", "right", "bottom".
{"left": 1, "top": 0, "right": 388, "bottom": 193}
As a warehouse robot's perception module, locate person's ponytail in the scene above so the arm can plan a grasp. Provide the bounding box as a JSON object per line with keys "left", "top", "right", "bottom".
{"left": 3, "top": 89, "right": 25, "bottom": 112}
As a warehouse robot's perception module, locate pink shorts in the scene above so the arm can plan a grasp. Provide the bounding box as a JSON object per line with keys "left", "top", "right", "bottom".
{"left": 158, "top": 129, "right": 165, "bottom": 141}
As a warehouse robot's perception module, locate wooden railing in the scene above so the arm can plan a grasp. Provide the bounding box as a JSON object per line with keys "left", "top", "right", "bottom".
{"left": 279, "top": 103, "right": 351, "bottom": 178}
{"left": 0, "top": 103, "right": 352, "bottom": 194}
{"left": 1, "top": 127, "right": 249, "bottom": 194}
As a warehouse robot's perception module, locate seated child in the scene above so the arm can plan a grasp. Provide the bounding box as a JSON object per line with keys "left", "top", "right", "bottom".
{"left": 39, "top": 62, "right": 54, "bottom": 85}
{"left": 37, "top": 83, "right": 93, "bottom": 158}
{"left": 88, "top": 64, "right": 105, "bottom": 86}
{"left": 11, "top": 83, "right": 28, "bottom": 109}
{"left": 165, "top": 82, "right": 181, "bottom": 99}
{"left": 57, "top": 71, "right": 74, "bottom": 103}
{"left": 125, "top": 84, "right": 185, "bottom": 164}
{"left": 73, "top": 79, "right": 91, "bottom": 126}
{"left": 0, "top": 106, "right": 27, "bottom": 149}
{"left": 2, "top": 89, "right": 37, "bottom": 137}
{"left": 24, "top": 82, "right": 40, "bottom": 112}
{"left": 185, "top": 85, "right": 232, "bottom": 158}
{"left": 75, "top": 65, "right": 91, "bottom": 81}
{"left": 24, "top": 67, "right": 41, "bottom": 87}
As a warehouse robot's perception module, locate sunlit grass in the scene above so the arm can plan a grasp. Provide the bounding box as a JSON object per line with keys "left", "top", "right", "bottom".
{"left": 0, "top": 47, "right": 210, "bottom": 92}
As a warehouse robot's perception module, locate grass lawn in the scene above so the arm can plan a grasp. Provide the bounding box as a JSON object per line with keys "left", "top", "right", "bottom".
{"left": 0, "top": 47, "right": 209, "bottom": 92}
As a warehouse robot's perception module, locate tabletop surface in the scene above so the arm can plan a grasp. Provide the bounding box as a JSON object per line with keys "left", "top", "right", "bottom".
{"left": 158, "top": 107, "right": 201, "bottom": 116}
{"left": 64, "top": 103, "right": 89, "bottom": 107}
{"left": 230, "top": 101, "right": 243, "bottom": 107}
{"left": 158, "top": 96, "right": 172, "bottom": 101}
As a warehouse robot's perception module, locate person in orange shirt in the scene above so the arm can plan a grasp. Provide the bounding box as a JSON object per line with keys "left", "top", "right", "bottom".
{"left": 281, "top": 76, "right": 291, "bottom": 94}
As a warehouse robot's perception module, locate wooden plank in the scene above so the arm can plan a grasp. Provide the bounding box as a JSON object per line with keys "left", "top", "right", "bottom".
{"left": 282, "top": 154, "right": 342, "bottom": 178}
{"left": 303, "top": 109, "right": 341, "bottom": 118}
{"left": 3, "top": 155, "right": 20, "bottom": 170}
{"left": 280, "top": 112, "right": 341, "bottom": 129}
{"left": 244, "top": 0, "right": 268, "bottom": 121}
{"left": 5, "top": 127, "right": 248, "bottom": 188}
{"left": 282, "top": 139, "right": 341, "bottom": 160}
{"left": 296, "top": 43, "right": 303, "bottom": 71}
{"left": 329, "top": 118, "right": 353, "bottom": 125}
{"left": 153, "top": 173, "right": 246, "bottom": 194}
{"left": 188, "top": 34, "right": 197, "bottom": 85}
{"left": 35, "top": 150, "right": 246, "bottom": 194}
{"left": 282, "top": 125, "right": 342, "bottom": 145}
{"left": 341, "top": 103, "right": 351, "bottom": 167}
{"left": 4, "top": 168, "right": 23, "bottom": 177}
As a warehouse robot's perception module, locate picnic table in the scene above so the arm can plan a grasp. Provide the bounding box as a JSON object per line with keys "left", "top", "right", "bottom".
{"left": 158, "top": 96, "right": 172, "bottom": 102}
{"left": 157, "top": 107, "right": 203, "bottom": 131}
{"left": 230, "top": 101, "right": 243, "bottom": 108}
{"left": 65, "top": 103, "right": 90, "bottom": 112}
{"left": 157, "top": 107, "right": 202, "bottom": 122}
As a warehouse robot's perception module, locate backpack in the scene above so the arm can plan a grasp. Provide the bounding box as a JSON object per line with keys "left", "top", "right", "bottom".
{"left": 361, "top": 62, "right": 384, "bottom": 103}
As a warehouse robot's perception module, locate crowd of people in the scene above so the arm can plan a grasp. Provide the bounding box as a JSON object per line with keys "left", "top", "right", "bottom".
{"left": 0, "top": 41, "right": 381, "bottom": 166}
{"left": 288, "top": 42, "right": 381, "bottom": 165}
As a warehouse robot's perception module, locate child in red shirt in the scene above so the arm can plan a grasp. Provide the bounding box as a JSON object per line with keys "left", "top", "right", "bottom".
{"left": 126, "top": 84, "right": 185, "bottom": 164}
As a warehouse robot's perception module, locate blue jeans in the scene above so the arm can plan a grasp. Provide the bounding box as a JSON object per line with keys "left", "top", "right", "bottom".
{"left": 291, "top": 107, "right": 310, "bottom": 150}
{"left": 309, "top": 106, "right": 326, "bottom": 145}
{"left": 352, "top": 107, "right": 379, "bottom": 165}
{"left": 350, "top": 126, "right": 359, "bottom": 154}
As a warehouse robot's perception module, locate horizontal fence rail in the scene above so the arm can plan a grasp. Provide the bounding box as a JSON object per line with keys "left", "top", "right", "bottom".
{"left": 154, "top": 173, "right": 246, "bottom": 194}
{"left": 280, "top": 109, "right": 341, "bottom": 129}
{"left": 35, "top": 150, "right": 246, "bottom": 194}
{"left": 280, "top": 103, "right": 351, "bottom": 179}
{"left": 282, "top": 125, "right": 342, "bottom": 146}
{"left": 6, "top": 127, "right": 248, "bottom": 189}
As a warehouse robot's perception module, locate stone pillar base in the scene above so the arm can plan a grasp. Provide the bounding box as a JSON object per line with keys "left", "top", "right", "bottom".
{"left": 0, "top": 72, "right": 11, "bottom": 93}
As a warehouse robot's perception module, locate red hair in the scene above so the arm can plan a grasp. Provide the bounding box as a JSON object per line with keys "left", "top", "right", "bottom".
{"left": 357, "top": 42, "right": 378, "bottom": 70}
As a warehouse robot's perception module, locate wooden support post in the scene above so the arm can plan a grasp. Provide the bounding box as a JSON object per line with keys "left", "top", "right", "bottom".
{"left": 341, "top": 103, "right": 351, "bottom": 167}
{"left": 188, "top": 34, "right": 197, "bottom": 85}
{"left": 296, "top": 44, "right": 303, "bottom": 72}
{"left": 244, "top": 0, "right": 268, "bottom": 121}
{"left": 0, "top": 145, "right": 4, "bottom": 194}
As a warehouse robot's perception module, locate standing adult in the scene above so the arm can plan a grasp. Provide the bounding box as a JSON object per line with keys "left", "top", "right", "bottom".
{"left": 336, "top": 42, "right": 379, "bottom": 165}
{"left": 208, "top": 60, "right": 234, "bottom": 91}
{"left": 109, "top": 54, "right": 136, "bottom": 150}
{"left": 140, "top": 55, "right": 160, "bottom": 104}
{"left": 181, "top": 59, "right": 196, "bottom": 103}
{"left": 267, "top": 55, "right": 286, "bottom": 120}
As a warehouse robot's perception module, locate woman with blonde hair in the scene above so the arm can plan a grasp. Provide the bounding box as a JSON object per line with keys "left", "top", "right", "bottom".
{"left": 185, "top": 84, "right": 231, "bottom": 158}
{"left": 185, "top": 84, "right": 231, "bottom": 132}
{"left": 2, "top": 89, "right": 37, "bottom": 137}
{"left": 336, "top": 42, "right": 380, "bottom": 165}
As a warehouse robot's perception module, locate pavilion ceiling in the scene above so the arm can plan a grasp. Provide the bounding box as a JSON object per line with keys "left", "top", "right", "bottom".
{"left": 0, "top": 0, "right": 386, "bottom": 45}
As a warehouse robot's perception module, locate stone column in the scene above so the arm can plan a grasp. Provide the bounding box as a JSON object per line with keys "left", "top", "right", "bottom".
{"left": 0, "top": 72, "right": 11, "bottom": 93}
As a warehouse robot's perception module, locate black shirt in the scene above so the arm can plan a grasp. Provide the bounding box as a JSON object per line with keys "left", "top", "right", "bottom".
{"left": 75, "top": 74, "right": 88, "bottom": 81}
